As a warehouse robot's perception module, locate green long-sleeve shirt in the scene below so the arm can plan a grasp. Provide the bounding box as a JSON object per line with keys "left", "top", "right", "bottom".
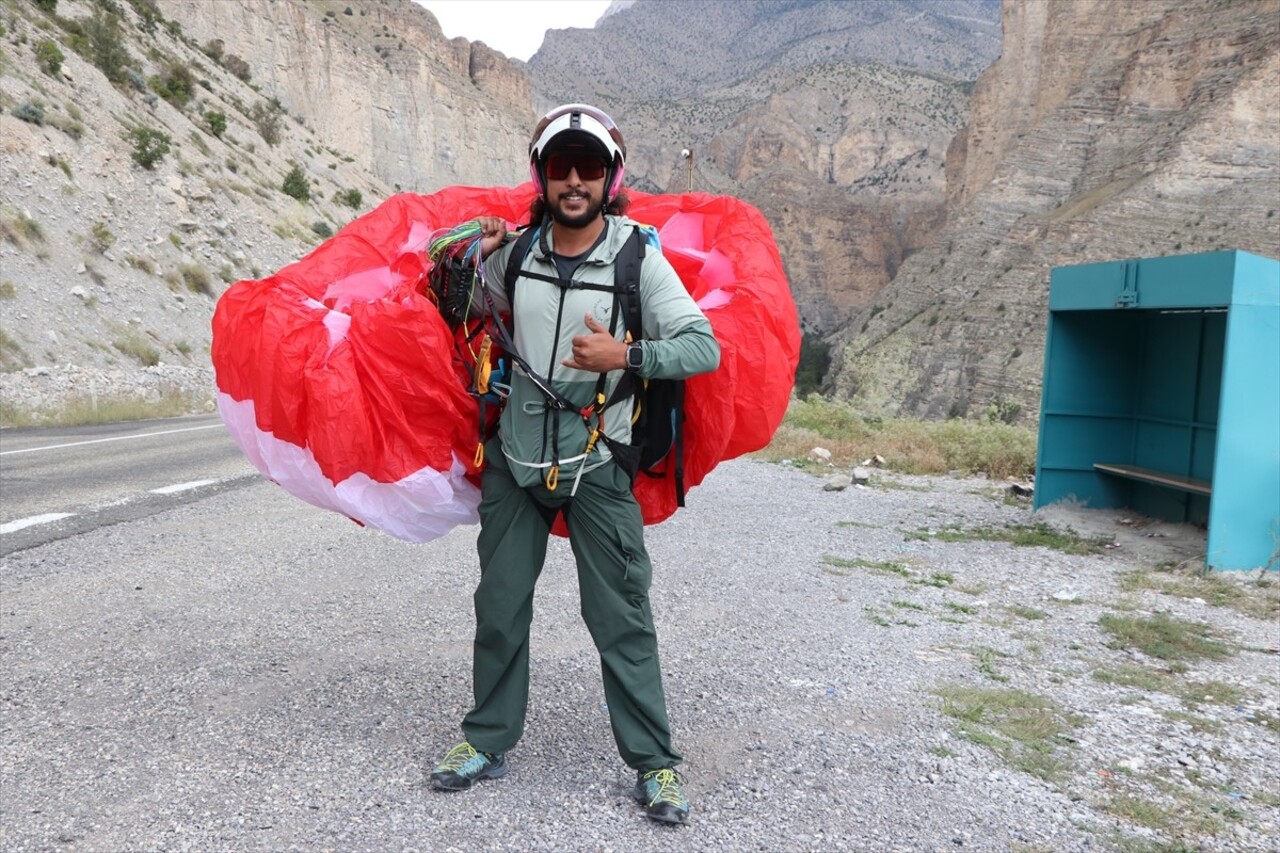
{"left": 481, "top": 216, "right": 720, "bottom": 488}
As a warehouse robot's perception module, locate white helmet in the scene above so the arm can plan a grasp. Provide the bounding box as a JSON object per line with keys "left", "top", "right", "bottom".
{"left": 528, "top": 103, "right": 626, "bottom": 202}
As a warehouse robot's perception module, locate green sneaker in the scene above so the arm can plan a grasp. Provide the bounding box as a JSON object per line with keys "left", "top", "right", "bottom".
{"left": 430, "top": 742, "right": 507, "bottom": 791}
{"left": 632, "top": 768, "right": 690, "bottom": 824}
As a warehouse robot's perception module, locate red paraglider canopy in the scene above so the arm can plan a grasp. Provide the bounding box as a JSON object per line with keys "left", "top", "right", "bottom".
{"left": 212, "top": 184, "right": 799, "bottom": 542}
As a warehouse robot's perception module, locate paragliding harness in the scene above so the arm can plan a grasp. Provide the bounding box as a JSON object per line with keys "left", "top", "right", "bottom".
{"left": 425, "top": 220, "right": 686, "bottom": 504}
{"left": 498, "top": 223, "right": 686, "bottom": 504}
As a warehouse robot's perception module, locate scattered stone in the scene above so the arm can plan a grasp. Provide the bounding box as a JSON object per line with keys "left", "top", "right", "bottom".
{"left": 808, "top": 447, "right": 833, "bottom": 465}
{"left": 852, "top": 467, "right": 871, "bottom": 485}
{"left": 823, "top": 473, "right": 852, "bottom": 491}
{"left": 1051, "top": 590, "right": 1080, "bottom": 602}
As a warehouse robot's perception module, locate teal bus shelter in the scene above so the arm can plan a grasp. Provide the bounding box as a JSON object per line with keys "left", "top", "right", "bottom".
{"left": 1033, "top": 250, "right": 1279, "bottom": 571}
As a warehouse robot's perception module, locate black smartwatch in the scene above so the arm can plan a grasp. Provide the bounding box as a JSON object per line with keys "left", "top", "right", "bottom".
{"left": 625, "top": 342, "right": 644, "bottom": 373}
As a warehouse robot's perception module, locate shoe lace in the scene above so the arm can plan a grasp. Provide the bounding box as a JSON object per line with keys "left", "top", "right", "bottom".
{"left": 436, "top": 742, "right": 481, "bottom": 773}
{"left": 641, "top": 768, "right": 687, "bottom": 807}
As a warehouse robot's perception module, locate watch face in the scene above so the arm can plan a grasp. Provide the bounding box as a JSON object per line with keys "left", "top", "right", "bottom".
{"left": 628, "top": 344, "right": 642, "bottom": 368}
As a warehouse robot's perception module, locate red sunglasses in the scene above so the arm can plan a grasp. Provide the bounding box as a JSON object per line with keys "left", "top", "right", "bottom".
{"left": 545, "top": 152, "right": 607, "bottom": 182}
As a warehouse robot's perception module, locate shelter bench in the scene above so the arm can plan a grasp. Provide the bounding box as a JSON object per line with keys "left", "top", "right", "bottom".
{"left": 1092, "top": 463, "right": 1212, "bottom": 497}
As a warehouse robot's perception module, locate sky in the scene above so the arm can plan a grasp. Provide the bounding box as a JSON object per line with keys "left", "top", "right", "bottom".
{"left": 413, "top": 1, "right": 615, "bottom": 62}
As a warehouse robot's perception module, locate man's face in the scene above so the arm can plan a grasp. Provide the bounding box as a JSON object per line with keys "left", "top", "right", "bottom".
{"left": 544, "top": 149, "right": 608, "bottom": 229}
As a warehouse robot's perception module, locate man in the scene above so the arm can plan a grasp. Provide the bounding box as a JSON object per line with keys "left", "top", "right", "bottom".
{"left": 429, "top": 104, "right": 720, "bottom": 826}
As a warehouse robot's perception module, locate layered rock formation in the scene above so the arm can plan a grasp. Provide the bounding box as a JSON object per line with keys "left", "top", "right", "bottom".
{"left": 827, "top": 0, "right": 1280, "bottom": 420}
{"left": 162, "top": 0, "right": 529, "bottom": 191}
{"left": 0, "top": 0, "right": 530, "bottom": 386}
{"left": 530, "top": 0, "right": 1000, "bottom": 334}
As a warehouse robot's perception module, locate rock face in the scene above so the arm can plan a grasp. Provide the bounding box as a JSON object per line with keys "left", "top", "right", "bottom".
{"left": 827, "top": 0, "right": 1280, "bottom": 420}
{"left": 0, "top": 0, "right": 531, "bottom": 393}
{"left": 529, "top": 0, "right": 1001, "bottom": 335}
{"left": 531, "top": 0, "right": 1000, "bottom": 101}
{"left": 162, "top": 0, "right": 529, "bottom": 191}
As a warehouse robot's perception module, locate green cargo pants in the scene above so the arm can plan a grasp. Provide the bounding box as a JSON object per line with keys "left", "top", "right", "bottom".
{"left": 461, "top": 442, "right": 682, "bottom": 772}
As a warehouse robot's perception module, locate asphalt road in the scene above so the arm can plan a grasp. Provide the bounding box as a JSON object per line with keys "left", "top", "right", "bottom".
{"left": 0, "top": 414, "right": 258, "bottom": 556}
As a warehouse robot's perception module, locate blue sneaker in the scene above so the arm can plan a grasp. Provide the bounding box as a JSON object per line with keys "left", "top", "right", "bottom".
{"left": 632, "top": 768, "right": 690, "bottom": 824}
{"left": 430, "top": 742, "right": 507, "bottom": 791}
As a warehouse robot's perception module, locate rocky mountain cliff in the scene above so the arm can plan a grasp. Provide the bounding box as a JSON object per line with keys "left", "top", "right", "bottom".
{"left": 530, "top": 0, "right": 1001, "bottom": 336}
{"left": 2, "top": 0, "right": 1003, "bottom": 414}
{"left": 0, "top": 0, "right": 529, "bottom": 401}
{"left": 826, "top": 0, "right": 1280, "bottom": 421}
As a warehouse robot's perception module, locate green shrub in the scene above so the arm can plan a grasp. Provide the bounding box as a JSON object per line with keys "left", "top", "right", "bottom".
{"left": 311, "top": 221, "right": 333, "bottom": 238}
{"left": 33, "top": 0, "right": 58, "bottom": 13}
{"left": 133, "top": 0, "right": 160, "bottom": 35}
{"left": 148, "top": 61, "right": 196, "bottom": 108}
{"left": 89, "top": 222, "right": 115, "bottom": 253}
{"left": 250, "top": 101, "right": 281, "bottom": 145}
{"left": 86, "top": 7, "right": 130, "bottom": 84}
{"left": 13, "top": 102, "right": 45, "bottom": 126}
{"left": 34, "top": 39, "right": 65, "bottom": 76}
{"left": 204, "top": 109, "right": 227, "bottom": 137}
{"left": 127, "top": 126, "right": 171, "bottom": 170}
{"left": 794, "top": 333, "right": 831, "bottom": 397}
{"left": 335, "top": 188, "right": 362, "bottom": 209}
{"left": 985, "top": 395, "right": 1024, "bottom": 425}
{"left": 125, "top": 67, "right": 147, "bottom": 92}
{"left": 281, "top": 165, "right": 310, "bottom": 201}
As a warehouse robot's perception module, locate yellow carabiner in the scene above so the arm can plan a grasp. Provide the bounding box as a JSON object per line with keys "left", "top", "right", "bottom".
{"left": 545, "top": 465, "right": 560, "bottom": 491}
{"left": 631, "top": 378, "right": 647, "bottom": 425}
{"left": 475, "top": 336, "right": 493, "bottom": 394}
{"left": 474, "top": 442, "right": 485, "bottom": 468}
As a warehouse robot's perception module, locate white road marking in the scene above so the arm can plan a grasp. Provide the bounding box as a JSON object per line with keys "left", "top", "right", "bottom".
{"left": 149, "top": 479, "right": 220, "bottom": 495}
{"left": 0, "top": 424, "right": 224, "bottom": 457}
{"left": 0, "top": 513, "right": 75, "bottom": 534}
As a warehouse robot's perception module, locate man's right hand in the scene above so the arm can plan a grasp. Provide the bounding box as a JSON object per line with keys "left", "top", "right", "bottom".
{"left": 475, "top": 217, "right": 507, "bottom": 259}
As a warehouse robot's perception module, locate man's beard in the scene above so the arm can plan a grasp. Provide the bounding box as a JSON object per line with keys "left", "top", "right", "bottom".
{"left": 550, "top": 192, "right": 605, "bottom": 228}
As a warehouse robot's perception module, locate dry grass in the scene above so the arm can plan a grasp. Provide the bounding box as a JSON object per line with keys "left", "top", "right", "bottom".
{"left": 0, "top": 388, "right": 200, "bottom": 428}
{"left": 757, "top": 395, "right": 1036, "bottom": 479}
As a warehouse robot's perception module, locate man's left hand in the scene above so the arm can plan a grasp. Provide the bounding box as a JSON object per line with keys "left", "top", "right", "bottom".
{"left": 563, "top": 313, "right": 626, "bottom": 373}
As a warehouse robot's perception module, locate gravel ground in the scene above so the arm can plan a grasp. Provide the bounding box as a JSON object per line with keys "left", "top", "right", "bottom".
{"left": 1, "top": 459, "right": 1277, "bottom": 852}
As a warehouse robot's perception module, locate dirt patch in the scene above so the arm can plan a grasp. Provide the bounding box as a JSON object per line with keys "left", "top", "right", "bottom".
{"left": 1037, "top": 500, "right": 1209, "bottom": 568}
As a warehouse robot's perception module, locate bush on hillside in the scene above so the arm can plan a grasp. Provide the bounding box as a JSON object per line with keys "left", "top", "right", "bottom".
{"left": 335, "top": 188, "right": 362, "bottom": 209}
{"left": 149, "top": 61, "right": 196, "bottom": 108}
{"left": 127, "top": 126, "right": 171, "bottom": 170}
{"left": 250, "top": 101, "right": 281, "bottom": 146}
{"left": 132, "top": 0, "right": 160, "bottom": 35}
{"left": 85, "top": 7, "right": 130, "bottom": 85}
{"left": 35, "top": 39, "right": 65, "bottom": 76}
{"left": 223, "top": 54, "right": 251, "bottom": 82}
{"left": 204, "top": 110, "right": 227, "bottom": 138}
{"left": 13, "top": 102, "right": 46, "bottom": 126}
{"left": 202, "top": 39, "right": 224, "bottom": 62}
{"left": 282, "top": 165, "right": 310, "bottom": 201}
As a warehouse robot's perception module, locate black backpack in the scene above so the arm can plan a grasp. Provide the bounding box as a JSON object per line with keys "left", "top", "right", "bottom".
{"left": 503, "top": 224, "right": 686, "bottom": 506}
